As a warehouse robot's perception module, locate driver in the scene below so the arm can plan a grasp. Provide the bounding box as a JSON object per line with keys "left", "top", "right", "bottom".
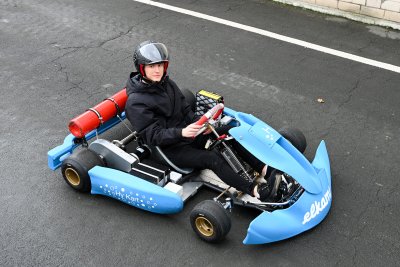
{"left": 125, "top": 40, "right": 281, "bottom": 201}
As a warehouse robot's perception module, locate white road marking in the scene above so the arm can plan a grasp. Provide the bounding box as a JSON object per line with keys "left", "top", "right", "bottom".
{"left": 133, "top": 0, "right": 400, "bottom": 74}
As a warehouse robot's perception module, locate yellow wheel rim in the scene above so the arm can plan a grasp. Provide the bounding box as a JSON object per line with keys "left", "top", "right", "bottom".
{"left": 195, "top": 216, "right": 214, "bottom": 237}
{"left": 65, "top": 167, "right": 80, "bottom": 186}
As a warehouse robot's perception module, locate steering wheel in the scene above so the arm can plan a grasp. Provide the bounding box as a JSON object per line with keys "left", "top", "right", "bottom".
{"left": 193, "top": 103, "right": 224, "bottom": 137}
{"left": 195, "top": 103, "right": 224, "bottom": 126}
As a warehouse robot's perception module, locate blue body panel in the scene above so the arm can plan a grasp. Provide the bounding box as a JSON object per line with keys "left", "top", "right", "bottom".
{"left": 89, "top": 166, "right": 183, "bottom": 214}
{"left": 229, "top": 111, "right": 322, "bottom": 194}
{"left": 243, "top": 141, "right": 331, "bottom": 244}
{"left": 223, "top": 109, "right": 332, "bottom": 244}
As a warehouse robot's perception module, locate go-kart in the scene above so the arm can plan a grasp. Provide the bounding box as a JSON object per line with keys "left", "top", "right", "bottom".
{"left": 47, "top": 89, "right": 332, "bottom": 245}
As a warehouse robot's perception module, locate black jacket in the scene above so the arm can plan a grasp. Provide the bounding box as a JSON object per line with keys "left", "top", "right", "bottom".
{"left": 125, "top": 72, "right": 196, "bottom": 147}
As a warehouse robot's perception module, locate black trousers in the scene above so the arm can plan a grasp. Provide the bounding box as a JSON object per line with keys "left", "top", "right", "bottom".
{"left": 163, "top": 126, "right": 265, "bottom": 194}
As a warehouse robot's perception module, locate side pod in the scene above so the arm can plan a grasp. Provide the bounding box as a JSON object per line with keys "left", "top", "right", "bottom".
{"left": 243, "top": 141, "right": 332, "bottom": 245}
{"left": 88, "top": 166, "right": 184, "bottom": 214}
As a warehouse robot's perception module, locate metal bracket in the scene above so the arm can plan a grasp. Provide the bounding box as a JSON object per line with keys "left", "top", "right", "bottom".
{"left": 73, "top": 137, "right": 88, "bottom": 147}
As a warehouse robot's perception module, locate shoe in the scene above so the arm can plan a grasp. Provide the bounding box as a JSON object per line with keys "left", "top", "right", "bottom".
{"left": 254, "top": 174, "right": 267, "bottom": 184}
{"left": 272, "top": 172, "right": 299, "bottom": 200}
{"left": 252, "top": 183, "right": 270, "bottom": 201}
{"left": 266, "top": 170, "right": 282, "bottom": 201}
{"left": 253, "top": 171, "right": 282, "bottom": 202}
{"left": 281, "top": 173, "right": 299, "bottom": 195}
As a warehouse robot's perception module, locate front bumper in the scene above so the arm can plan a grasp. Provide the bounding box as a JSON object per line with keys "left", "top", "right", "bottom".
{"left": 243, "top": 141, "right": 332, "bottom": 244}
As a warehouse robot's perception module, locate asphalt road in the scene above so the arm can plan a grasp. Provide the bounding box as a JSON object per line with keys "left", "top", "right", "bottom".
{"left": 1, "top": 0, "right": 399, "bottom": 266}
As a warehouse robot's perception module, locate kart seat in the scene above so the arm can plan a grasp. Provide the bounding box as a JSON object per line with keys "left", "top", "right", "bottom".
{"left": 148, "top": 87, "right": 195, "bottom": 175}
{"left": 151, "top": 145, "right": 193, "bottom": 175}
{"left": 138, "top": 88, "right": 195, "bottom": 175}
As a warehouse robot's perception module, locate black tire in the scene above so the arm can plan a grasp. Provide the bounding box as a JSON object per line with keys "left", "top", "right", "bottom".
{"left": 61, "top": 148, "right": 105, "bottom": 193}
{"left": 190, "top": 200, "right": 231, "bottom": 243}
{"left": 180, "top": 88, "right": 196, "bottom": 112}
{"left": 279, "top": 126, "right": 307, "bottom": 153}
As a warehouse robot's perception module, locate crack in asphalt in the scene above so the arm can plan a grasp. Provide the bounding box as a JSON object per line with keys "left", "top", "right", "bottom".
{"left": 318, "top": 67, "right": 375, "bottom": 141}
{"left": 97, "top": 25, "right": 136, "bottom": 48}
{"left": 98, "top": 14, "right": 159, "bottom": 48}
{"left": 56, "top": 62, "right": 85, "bottom": 94}
{"left": 338, "top": 78, "right": 360, "bottom": 109}
{"left": 188, "top": 0, "right": 200, "bottom": 5}
{"left": 0, "top": 0, "right": 19, "bottom": 8}
{"left": 224, "top": 2, "right": 247, "bottom": 12}
{"left": 346, "top": 166, "right": 380, "bottom": 264}
{"left": 48, "top": 14, "right": 160, "bottom": 92}
{"left": 356, "top": 37, "right": 377, "bottom": 54}
{"left": 50, "top": 48, "right": 82, "bottom": 64}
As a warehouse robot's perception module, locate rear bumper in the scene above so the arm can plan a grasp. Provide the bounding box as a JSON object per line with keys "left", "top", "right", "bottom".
{"left": 47, "top": 113, "right": 127, "bottom": 170}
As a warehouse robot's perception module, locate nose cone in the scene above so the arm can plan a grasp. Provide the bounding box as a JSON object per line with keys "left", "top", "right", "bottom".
{"left": 243, "top": 207, "right": 307, "bottom": 245}
{"left": 243, "top": 141, "right": 332, "bottom": 245}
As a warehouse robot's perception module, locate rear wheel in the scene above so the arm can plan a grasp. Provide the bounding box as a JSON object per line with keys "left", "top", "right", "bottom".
{"left": 279, "top": 126, "right": 307, "bottom": 153}
{"left": 190, "top": 200, "right": 231, "bottom": 243}
{"left": 61, "top": 148, "right": 105, "bottom": 192}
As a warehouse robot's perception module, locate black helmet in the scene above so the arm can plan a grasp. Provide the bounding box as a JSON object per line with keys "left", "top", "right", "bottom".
{"left": 133, "top": 41, "right": 169, "bottom": 77}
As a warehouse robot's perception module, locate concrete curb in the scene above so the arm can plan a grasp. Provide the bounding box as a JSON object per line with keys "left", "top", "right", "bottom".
{"left": 273, "top": 0, "right": 400, "bottom": 30}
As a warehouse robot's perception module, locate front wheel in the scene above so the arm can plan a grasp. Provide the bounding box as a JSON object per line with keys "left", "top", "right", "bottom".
{"left": 279, "top": 126, "right": 307, "bottom": 153}
{"left": 61, "top": 148, "right": 105, "bottom": 192}
{"left": 190, "top": 200, "right": 231, "bottom": 243}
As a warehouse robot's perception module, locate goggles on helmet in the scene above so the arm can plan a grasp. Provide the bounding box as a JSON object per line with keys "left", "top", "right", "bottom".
{"left": 137, "top": 43, "right": 169, "bottom": 64}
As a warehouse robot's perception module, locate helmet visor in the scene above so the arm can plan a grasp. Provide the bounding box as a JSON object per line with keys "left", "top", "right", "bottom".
{"left": 138, "top": 43, "right": 169, "bottom": 64}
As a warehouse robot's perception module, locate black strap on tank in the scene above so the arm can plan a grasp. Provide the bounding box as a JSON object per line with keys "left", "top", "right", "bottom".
{"left": 104, "top": 97, "right": 122, "bottom": 116}
{"left": 87, "top": 108, "right": 104, "bottom": 125}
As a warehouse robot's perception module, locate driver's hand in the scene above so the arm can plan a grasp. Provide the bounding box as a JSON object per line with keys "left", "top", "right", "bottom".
{"left": 182, "top": 123, "right": 203, "bottom": 138}
{"left": 203, "top": 127, "right": 212, "bottom": 135}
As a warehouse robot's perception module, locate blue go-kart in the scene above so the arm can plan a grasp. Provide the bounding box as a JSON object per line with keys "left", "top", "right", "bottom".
{"left": 47, "top": 89, "right": 332, "bottom": 245}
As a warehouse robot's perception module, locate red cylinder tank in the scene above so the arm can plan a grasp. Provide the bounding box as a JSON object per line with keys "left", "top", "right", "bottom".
{"left": 68, "top": 88, "right": 128, "bottom": 138}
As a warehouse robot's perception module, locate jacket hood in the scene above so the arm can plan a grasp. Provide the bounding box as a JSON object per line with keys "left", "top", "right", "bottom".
{"left": 126, "top": 72, "right": 169, "bottom": 95}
